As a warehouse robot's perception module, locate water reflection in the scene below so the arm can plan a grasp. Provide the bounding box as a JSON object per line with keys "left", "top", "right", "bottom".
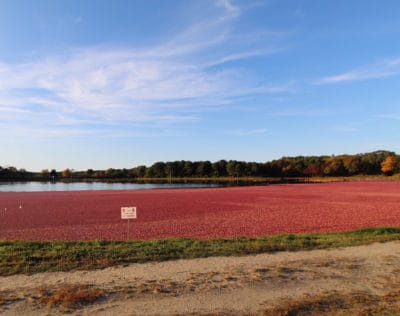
{"left": 0, "top": 181, "right": 221, "bottom": 192}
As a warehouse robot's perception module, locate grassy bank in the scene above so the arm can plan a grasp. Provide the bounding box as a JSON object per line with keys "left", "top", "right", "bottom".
{"left": 3, "top": 174, "right": 400, "bottom": 185}
{"left": 1, "top": 227, "right": 399, "bottom": 276}
{"left": 134, "top": 175, "right": 400, "bottom": 182}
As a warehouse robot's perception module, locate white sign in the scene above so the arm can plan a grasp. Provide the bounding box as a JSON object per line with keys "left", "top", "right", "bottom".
{"left": 121, "top": 207, "right": 137, "bottom": 219}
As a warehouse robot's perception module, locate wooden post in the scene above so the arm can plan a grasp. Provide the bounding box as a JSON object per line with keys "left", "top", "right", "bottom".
{"left": 127, "top": 219, "right": 130, "bottom": 240}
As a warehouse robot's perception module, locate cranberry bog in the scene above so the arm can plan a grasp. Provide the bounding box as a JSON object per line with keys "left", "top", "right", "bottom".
{"left": 0, "top": 181, "right": 400, "bottom": 241}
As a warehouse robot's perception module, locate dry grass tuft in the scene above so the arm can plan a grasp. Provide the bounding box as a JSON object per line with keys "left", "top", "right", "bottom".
{"left": 344, "top": 263, "right": 360, "bottom": 270}
{"left": 38, "top": 284, "right": 106, "bottom": 309}
{"left": 0, "top": 291, "right": 22, "bottom": 310}
{"left": 273, "top": 266, "right": 303, "bottom": 279}
{"left": 264, "top": 293, "right": 347, "bottom": 315}
{"left": 262, "top": 290, "right": 400, "bottom": 315}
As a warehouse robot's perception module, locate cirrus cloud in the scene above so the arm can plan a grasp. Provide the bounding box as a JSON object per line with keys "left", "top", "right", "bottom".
{"left": 0, "top": 0, "right": 290, "bottom": 139}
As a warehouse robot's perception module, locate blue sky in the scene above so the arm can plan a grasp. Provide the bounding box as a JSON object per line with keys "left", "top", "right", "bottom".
{"left": 1, "top": 0, "right": 400, "bottom": 171}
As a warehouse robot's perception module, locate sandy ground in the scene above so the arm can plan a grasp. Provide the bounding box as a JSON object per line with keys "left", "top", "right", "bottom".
{"left": 1, "top": 241, "right": 400, "bottom": 315}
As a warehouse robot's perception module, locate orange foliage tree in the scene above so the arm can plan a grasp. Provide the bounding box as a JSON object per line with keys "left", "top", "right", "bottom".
{"left": 381, "top": 155, "right": 398, "bottom": 175}
{"left": 62, "top": 168, "right": 72, "bottom": 178}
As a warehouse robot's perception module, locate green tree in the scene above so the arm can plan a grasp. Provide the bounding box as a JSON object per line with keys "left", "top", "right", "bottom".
{"left": 41, "top": 169, "right": 50, "bottom": 179}
{"left": 183, "top": 161, "right": 195, "bottom": 177}
{"left": 212, "top": 160, "right": 227, "bottom": 177}
{"left": 196, "top": 161, "right": 212, "bottom": 177}
{"left": 248, "top": 162, "right": 260, "bottom": 176}
{"left": 50, "top": 169, "right": 57, "bottom": 180}
{"left": 234, "top": 162, "right": 245, "bottom": 177}
{"left": 105, "top": 168, "right": 115, "bottom": 178}
{"left": 165, "top": 162, "right": 174, "bottom": 179}
{"left": 226, "top": 161, "right": 237, "bottom": 177}
{"left": 86, "top": 169, "right": 94, "bottom": 178}
{"left": 132, "top": 165, "right": 146, "bottom": 178}
{"left": 149, "top": 162, "right": 166, "bottom": 178}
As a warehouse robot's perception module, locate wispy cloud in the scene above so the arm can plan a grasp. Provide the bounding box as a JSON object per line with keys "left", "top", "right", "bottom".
{"left": 316, "top": 57, "right": 400, "bottom": 84}
{"left": 226, "top": 128, "right": 267, "bottom": 136}
{"left": 332, "top": 126, "right": 358, "bottom": 133}
{"left": 215, "top": 0, "right": 240, "bottom": 16}
{"left": 55, "top": 15, "right": 83, "bottom": 26}
{"left": 0, "top": 0, "right": 288, "bottom": 139}
{"left": 267, "top": 108, "right": 329, "bottom": 117}
{"left": 204, "top": 48, "right": 284, "bottom": 67}
{"left": 377, "top": 113, "right": 400, "bottom": 120}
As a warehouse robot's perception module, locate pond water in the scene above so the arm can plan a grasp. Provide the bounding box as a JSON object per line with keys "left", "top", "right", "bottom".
{"left": 0, "top": 181, "right": 221, "bottom": 192}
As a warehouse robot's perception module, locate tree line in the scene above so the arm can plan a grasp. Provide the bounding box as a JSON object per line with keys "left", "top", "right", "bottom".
{"left": 1, "top": 150, "right": 399, "bottom": 181}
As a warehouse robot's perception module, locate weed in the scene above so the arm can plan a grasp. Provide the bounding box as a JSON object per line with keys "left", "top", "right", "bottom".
{"left": 262, "top": 290, "right": 400, "bottom": 315}
{"left": 38, "top": 285, "right": 105, "bottom": 309}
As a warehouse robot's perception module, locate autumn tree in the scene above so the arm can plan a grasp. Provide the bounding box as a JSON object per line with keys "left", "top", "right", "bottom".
{"left": 303, "top": 163, "right": 322, "bottom": 177}
{"left": 62, "top": 168, "right": 71, "bottom": 178}
{"left": 381, "top": 155, "right": 398, "bottom": 175}
{"left": 323, "top": 157, "right": 347, "bottom": 176}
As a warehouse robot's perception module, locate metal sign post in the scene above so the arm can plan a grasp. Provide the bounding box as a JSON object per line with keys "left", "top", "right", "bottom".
{"left": 121, "top": 207, "right": 137, "bottom": 240}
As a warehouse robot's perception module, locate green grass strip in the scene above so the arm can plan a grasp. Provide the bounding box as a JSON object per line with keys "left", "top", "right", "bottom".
{"left": 1, "top": 227, "right": 399, "bottom": 276}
